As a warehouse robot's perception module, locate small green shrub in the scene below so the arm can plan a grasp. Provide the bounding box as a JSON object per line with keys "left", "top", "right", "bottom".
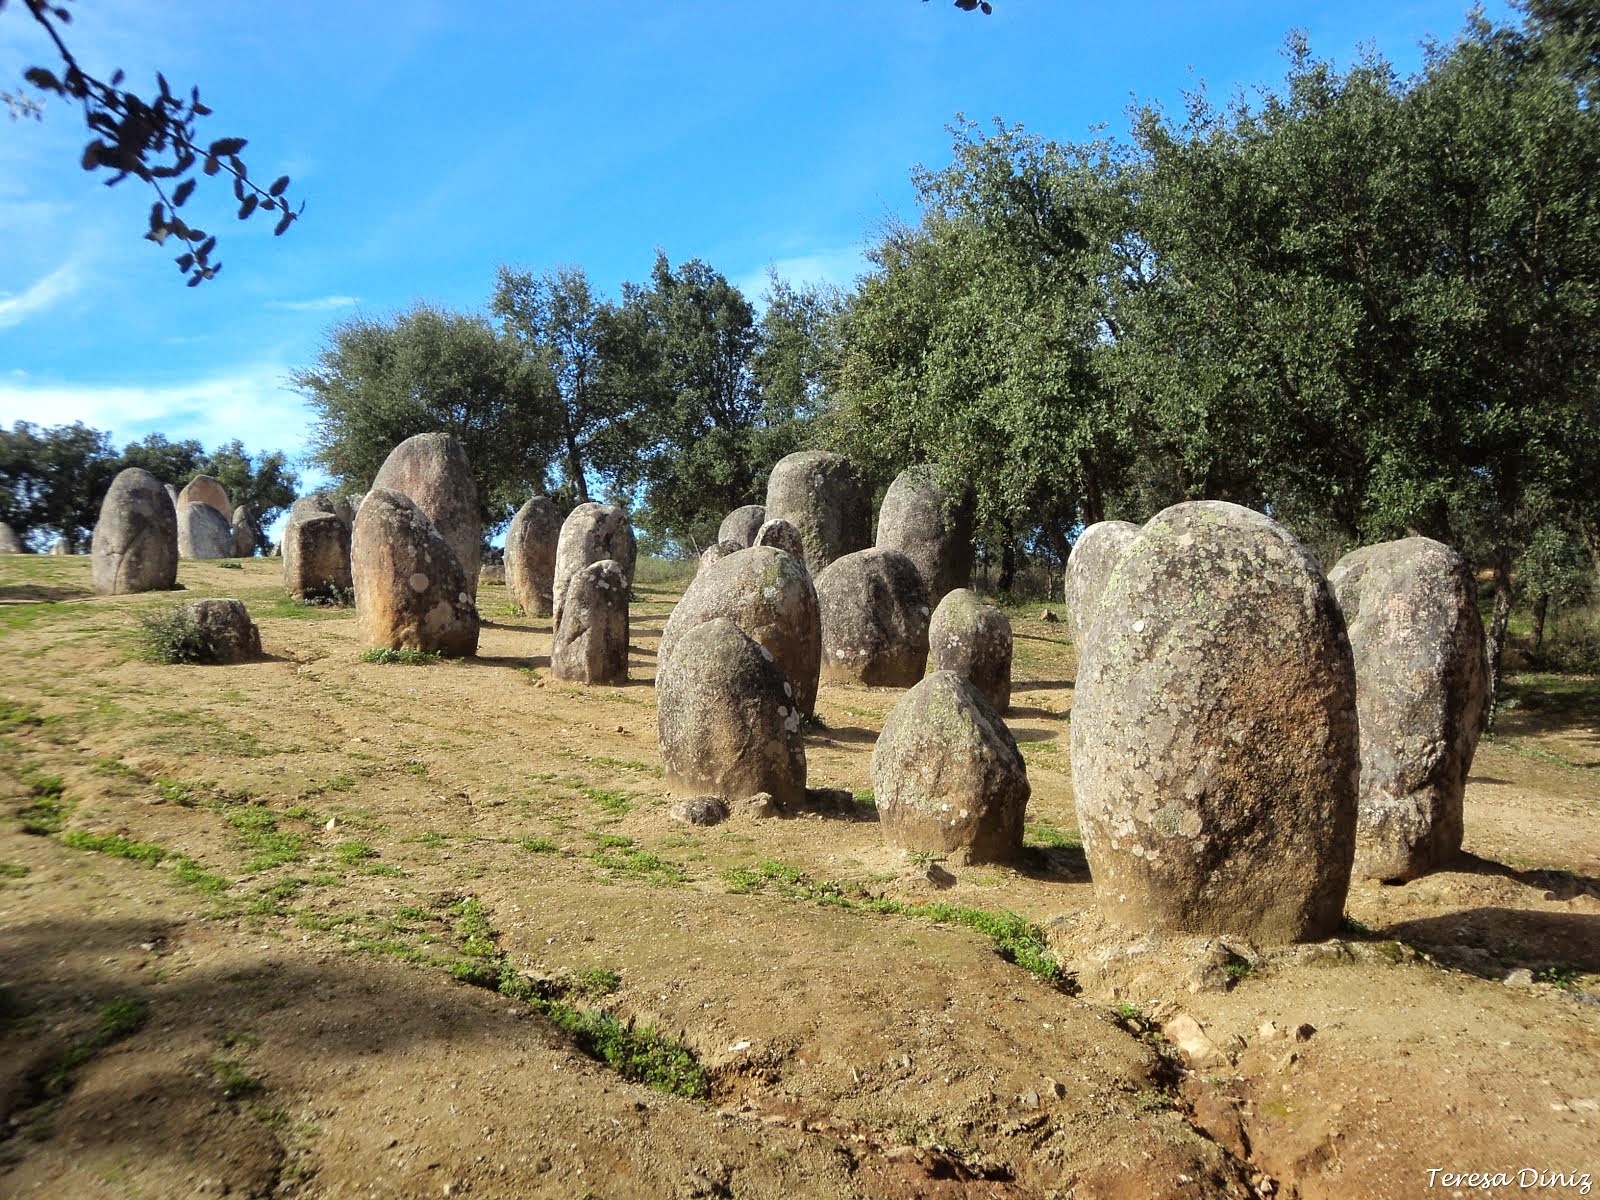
{"left": 298, "top": 583, "right": 354, "bottom": 607}
{"left": 136, "top": 606, "right": 213, "bottom": 664}
{"left": 18, "top": 773, "right": 68, "bottom": 835}
{"left": 213, "top": 1055, "right": 264, "bottom": 1098}
{"left": 217, "top": 561, "right": 244, "bottom": 571}
{"left": 360, "top": 647, "right": 441, "bottom": 665}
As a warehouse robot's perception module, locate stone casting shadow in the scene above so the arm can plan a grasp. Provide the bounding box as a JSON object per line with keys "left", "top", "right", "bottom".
{"left": 459, "top": 653, "right": 550, "bottom": 671}
{"left": 1008, "top": 725, "right": 1057, "bottom": 744}
{"left": 1005, "top": 705, "right": 1059, "bottom": 723}
{"left": 0, "top": 585, "right": 95, "bottom": 603}
{"left": 1386, "top": 907, "right": 1600, "bottom": 975}
{"left": 1015, "top": 844, "right": 1092, "bottom": 884}
{"left": 806, "top": 724, "right": 877, "bottom": 747}
{"left": 1016, "top": 678, "right": 1075, "bottom": 693}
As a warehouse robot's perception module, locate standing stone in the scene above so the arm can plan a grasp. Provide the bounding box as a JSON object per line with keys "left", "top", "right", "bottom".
{"left": 1063, "top": 521, "right": 1141, "bottom": 648}
{"left": 659, "top": 545, "right": 822, "bottom": 715}
{"left": 928, "top": 588, "right": 1013, "bottom": 713}
{"left": 754, "top": 518, "right": 806, "bottom": 561}
{"left": 371, "top": 432, "right": 481, "bottom": 600}
{"left": 657, "top": 617, "right": 807, "bottom": 809}
{"left": 872, "top": 671, "right": 1029, "bottom": 864}
{"left": 551, "top": 559, "right": 630, "bottom": 684}
{"left": 1070, "top": 501, "right": 1358, "bottom": 944}
{"left": 351, "top": 488, "right": 479, "bottom": 657}
{"left": 177, "top": 475, "right": 231, "bottom": 520}
{"left": 552, "top": 503, "right": 636, "bottom": 631}
{"left": 0, "top": 522, "right": 21, "bottom": 553}
{"left": 1328, "top": 537, "right": 1488, "bottom": 882}
{"left": 718, "top": 504, "right": 767, "bottom": 549}
{"left": 332, "top": 495, "right": 357, "bottom": 530}
{"left": 286, "top": 494, "right": 339, "bottom": 530}
{"left": 763, "top": 450, "right": 870, "bottom": 572}
{"left": 698, "top": 540, "right": 744, "bottom": 572}
{"left": 504, "top": 495, "right": 562, "bottom": 618}
{"left": 177, "top": 501, "right": 235, "bottom": 559}
{"left": 92, "top": 468, "right": 178, "bottom": 595}
{"left": 284, "top": 513, "right": 353, "bottom": 602}
{"left": 180, "top": 599, "right": 262, "bottom": 663}
{"left": 814, "top": 548, "right": 930, "bottom": 687}
{"left": 164, "top": 483, "right": 181, "bottom": 510}
{"left": 48, "top": 538, "right": 69, "bottom": 556}
{"left": 874, "top": 466, "right": 975, "bottom": 605}
{"left": 231, "top": 506, "right": 258, "bottom": 558}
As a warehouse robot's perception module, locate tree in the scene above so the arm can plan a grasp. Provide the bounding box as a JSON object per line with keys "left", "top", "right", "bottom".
{"left": 196, "top": 440, "right": 298, "bottom": 545}
{"left": 0, "top": 420, "right": 120, "bottom": 550}
{"left": 294, "top": 304, "right": 560, "bottom": 533}
{"left": 598, "top": 253, "right": 812, "bottom": 549}
{"left": 491, "top": 265, "right": 618, "bottom": 506}
{"left": 117, "top": 432, "right": 205, "bottom": 485}
{"left": 1, "top": 0, "right": 301, "bottom": 285}
{"left": 829, "top": 120, "right": 1138, "bottom": 585}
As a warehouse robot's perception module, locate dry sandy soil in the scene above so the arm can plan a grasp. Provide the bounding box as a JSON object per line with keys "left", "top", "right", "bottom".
{"left": 1, "top": 554, "right": 1596, "bottom": 1200}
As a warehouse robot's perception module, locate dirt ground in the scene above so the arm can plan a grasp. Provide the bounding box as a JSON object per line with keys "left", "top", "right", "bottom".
{"left": 1, "top": 554, "right": 1596, "bottom": 1200}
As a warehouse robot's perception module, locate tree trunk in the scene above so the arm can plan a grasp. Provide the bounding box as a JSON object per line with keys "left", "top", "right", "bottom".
{"left": 1080, "top": 458, "right": 1105, "bottom": 527}
{"left": 565, "top": 432, "right": 588, "bottom": 503}
{"left": 998, "top": 521, "right": 1017, "bottom": 595}
{"left": 1531, "top": 593, "right": 1549, "bottom": 651}
{"left": 1485, "top": 544, "right": 1513, "bottom": 729}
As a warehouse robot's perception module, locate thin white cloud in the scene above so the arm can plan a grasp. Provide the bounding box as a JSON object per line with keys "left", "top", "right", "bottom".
{"left": 0, "top": 260, "right": 82, "bottom": 330}
{"left": 0, "top": 365, "right": 316, "bottom": 459}
{"left": 735, "top": 246, "right": 868, "bottom": 307}
{"left": 267, "top": 295, "right": 362, "bottom": 313}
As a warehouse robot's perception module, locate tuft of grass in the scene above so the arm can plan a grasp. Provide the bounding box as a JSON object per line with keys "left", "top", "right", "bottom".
{"left": 446, "top": 898, "right": 705, "bottom": 1099}
{"left": 722, "top": 860, "right": 1070, "bottom": 988}
{"left": 588, "top": 839, "right": 688, "bottom": 887}
{"left": 18, "top": 773, "right": 68, "bottom": 835}
{"left": 580, "top": 785, "right": 633, "bottom": 814}
{"left": 573, "top": 967, "right": 622, "bottom": 998}
{"left": 359, "top": 647, "right": 441, "bottom": 665}
{"left": 59, "top": 829, "right": 230, "bottom": 895}
{"left": 220, "top": 803, "right": 305, "bottom": 871}
{"left": 135, "top": 606, "right": 213, "bottom": 664}
{"left": 1025, "top": 822, "right": 1082, "bottom": 850}
{"left": 48, "top": 998, "right": 148, "bottom": 1092}
{"left": 155, "top": 777, "right": 194, "bottom": 806}
{"left": 324, "top": 774, "right": 355, "bottom": 792}
{"left": 332, "top": 840, "right": 377, "bottom": 865}
{"left": 213, "top": 1055, "right": 264, "bottom": 1099}
{"left": 0, "top": 861, "right": 29, "bottom": 880}
{"left": 216, "top": 560, "right": 244, "bottom": 571}
{"left": 517, "top": 836, "right": 559, "bottom": 854}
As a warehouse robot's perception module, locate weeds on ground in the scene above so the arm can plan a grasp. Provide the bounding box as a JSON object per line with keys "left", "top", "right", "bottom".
{"left": 445, "top": 898, "right": 706, "bottom": 1099}
{"left": 47, "top": 998, "right": 148, "bottom": 1093}
{"left": 59, "top": 829, "right": 230, "bottom": 895}
{"left": 18, "top": 773, "right": 68, "bottom": 834}
{"left": 135, "top": 606, "right": 213, "bottom": 664}
{"left": 359, "top": 647, "right": 442, "bottom": 665}
{"left": 722, "top": 860, "right": 1070, "bottom": 989}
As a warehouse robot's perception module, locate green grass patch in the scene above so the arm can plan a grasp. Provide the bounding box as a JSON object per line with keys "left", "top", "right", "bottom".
{"left": 18, "top": 773, "right": 68, "bottom": 835}
{"left": 324, "top": 774, "right": 355, "bottom": 792}
{"left": 155, "top": 777, "right": 194, "bottom": 806}
{"left": 359, "top": 647, "right": 442, "bottom": 665}
{"left": 445, "top": 898, "right": 706, "bottom": 1099}
{"left": 1025, "top": 821, "right": 1081, "bottom": 850}
{"left": 517, "top": 836, "right": 559, "bottom": 854}
{"left": 48, "top": 998, "right": 148, "bottom": 1092}
{"left": 59, "top": 829, "right": 230, "bottom": 895}
{"left": 0, "top": 697, "right": 47, "bottom": 734}
{"left": 722, "top": 860, "right": 1070, "bottom": 988}
{"left": 0, "top": 861, "right": 29, "bottom": 880}
{"left": 212, "top": 1055, "right": 264, "bottom": 1099}
{"left": 220, "top": 803, "right": 306, "bottom": 871}
{"left": 332, "top": 840, "right": 377, "bottom": 865}
{"left": 587, "top": 836, "right": 688, "bottom": 886}
{"left": 580, "top": 785, "right": 634, "bottom": 815}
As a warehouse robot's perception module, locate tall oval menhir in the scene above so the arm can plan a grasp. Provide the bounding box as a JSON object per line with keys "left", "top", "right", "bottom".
{"left": 1070, "top": 501, "right": 1359, "bottom": 944}
{"left": 1328, "top": 536, "right": 1488, "bottom": 882}
{"left": 370, "top": 432, "right": 481, "bottom": 601}
{"left": 91, "top": 467, "right": 179, "bottom": 595}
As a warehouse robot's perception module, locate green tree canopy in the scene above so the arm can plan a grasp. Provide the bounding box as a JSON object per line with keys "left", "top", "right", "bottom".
{"left": 294, "top": 304, "right": 560, "bottom": 534}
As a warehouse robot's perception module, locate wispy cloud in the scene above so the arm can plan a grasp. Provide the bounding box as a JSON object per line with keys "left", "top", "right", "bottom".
{"left": 735, "top": 246, "right": 869, "bottom": 306}
{"left": 0, "top": 260, "right": 82, "bottom": 330}
{"left": 267, "top": 295, "right": 362, "bottom": 313}
{"left": 0, "top": 365, "right": 316, "bottom": 459}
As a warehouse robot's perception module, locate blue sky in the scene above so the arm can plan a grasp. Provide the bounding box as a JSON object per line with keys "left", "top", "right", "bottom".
{"left": 1, "top": 0, "right": 1515, "bottom": 512}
